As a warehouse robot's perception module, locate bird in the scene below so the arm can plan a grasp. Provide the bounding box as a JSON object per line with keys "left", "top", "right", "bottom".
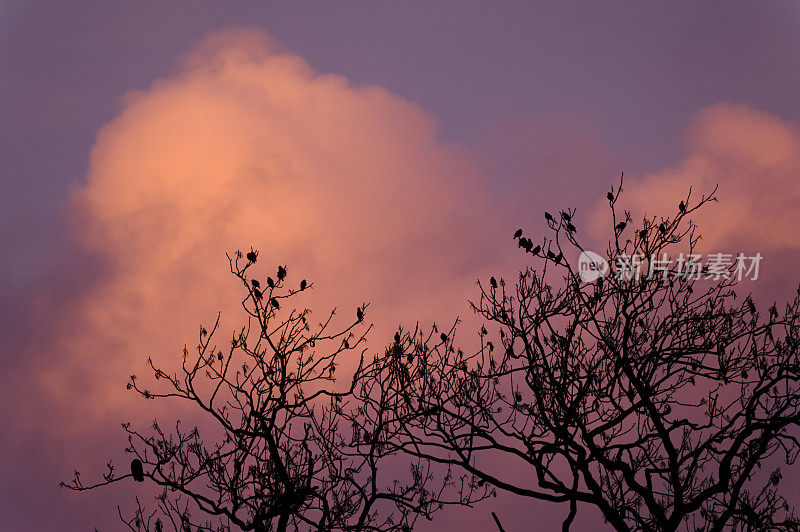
{"left": 746, "top": 296, "right": 756, "bottom": 315}
{"left": 300, "top": 279, "right": 307, "bottom": 290}
{"left": 547, "top": 250, "right": 555, "bottom": 259}
{"left": 554, "top": 253, "right": 563, "bottom": 264}
{"left": 639, "top": 229, "right": 647, "bottom": 239}
{"left": 277, "top": 265, "right": 287, "bottom": 281}
{"left": 253, "top": 288, "right": 263, "bottom": 300}
{"left": 270, "top": 298, "right": 280, "bottom": 309}
{"left": 566, "top": 222, "right": 576, "bottom": 233}
{"left": 440, "top": 333, "right": 448, "bottom": 343}
{"left": 513, "top": 228, "right": 523, "bottom": 239}
{"left": 544, "top": 212, "right": 554, "bottom": 222}
{"left": 659, "top": 223, "right": 666, "bottom": 234}
{"left": 131, "top": 459, "right": 144, "bottom": 482}
{"left": 523, "top": 239, "right": 534, "bottom": 253}
{"left": 607, "top": 191, "right": 614, "bottom": 201}
{"left": 679, "top": 201, "right": 686, "bottom": 213}
{"left": 531, "top": 245, "right": 541, "bottom": 255}
{"left": 490, "top": 277, "right": 498, "bottom": 289}
{"left": 616, "top": 222, "right": 626, "bottom": 232}
{"left": 356, "top": 307, "right": 364, "bottom": 322}
{"left": 561, "top": 212, "right": 571, "bottom": 222}
{"left": 394, "top": 332, "right": 401, "bottom": 344}
{"left": 246, "top": 251, "right": 257, "bottom": 263}
{"left": 267, "top": 277, "right": 275, "bottom": 288}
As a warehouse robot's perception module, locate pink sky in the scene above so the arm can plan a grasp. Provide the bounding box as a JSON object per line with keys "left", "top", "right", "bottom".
{"left": 2, "top": 3, "right": 800, "bottom": 530}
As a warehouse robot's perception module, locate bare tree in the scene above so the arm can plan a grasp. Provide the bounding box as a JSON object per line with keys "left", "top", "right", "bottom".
{"left": 62, "top": 250, "right": 486, "bottom": 531}
{"left": 365, "top": 180, "right": 800, "bottom": 531}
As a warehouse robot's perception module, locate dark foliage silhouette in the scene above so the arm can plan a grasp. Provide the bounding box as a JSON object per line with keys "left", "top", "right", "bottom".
{"left": 62, "top": 251, "right": 487, "bottom": 531}
{"left": 359, "top": 180, "right": 800, "bottom": 531}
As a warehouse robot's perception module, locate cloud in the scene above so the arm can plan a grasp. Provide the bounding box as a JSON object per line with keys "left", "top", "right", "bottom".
{"left": 39, "top": 28, "right": 513, "bottom": 428}
{"left": 590, "top": 104, "right": 800, "bottom": 261}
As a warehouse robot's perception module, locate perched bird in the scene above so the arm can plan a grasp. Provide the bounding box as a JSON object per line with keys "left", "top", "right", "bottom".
{"left": 246, "top": 251, "right": 257, "bottom": 263}
{"left": 532, "top": 245, "right": 541, "bottom": 255}
{"left": 679, "top": 201, "right": 686, "bottom": 213}
{"left": 566, "top": 222, "right": 576, "bottom": 233}
{"left": 300, "top": 279, "right": 307, "bottom": 290}
{"left": 547, "top": 250, "right": 555, "bottom": 259}
{"left": 513, "top": 228, "right": 523, "bottom": 239}
{"left": 746, "top": 296, "right": 756, "bottom": 315}
{"left": 607, "top": 191, "right": 614, "bottom": 202}
{"left": 270, "top": 298, "right": 280, "bottom": 309}
{"left": 440, "top": 333, "right": 448, "bottom": 343}
{"left": 253, "top": 288, "right": 263, "bottom": 300}
{"left": 522, "top": 239, "right": 534, "bottom": 253}
{"left": 639, "top": 229, "right": 647, "bottom": 239}
{"left": 490, "top": 277, "right": 498, "bottom": 289}
{"left": 658, "top": 223, "right": 666, "bottom": 234}
{"left": 267, "top": 276, "right": 275, "bottom": 288}
{"left": 277, "top": 265, "right": 287, "bottom": 281}
{"left": 616, "top": 222, "right": 626, "bottom": 232}
{"left": 356, "top": 307, "right": 364, "bottom": 322}
{"left": 251, "top": 279, "right": 260, "bottom": 289}
{"left": 131, "top": 459, "right": 144, "bottom": 482}
{"left": 554, "top": 253, "right": 563, "bottom": 264}
{"left": 544, "top": 212, "right": 554, "bottom": 222}
{"left": 394, "top": 332, "right": 401, "bottom": 344}
{"left": 561, "top": 212, "right": 571, "bottom": 222}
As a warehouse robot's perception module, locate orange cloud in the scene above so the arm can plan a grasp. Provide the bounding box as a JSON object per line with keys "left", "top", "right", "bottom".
{"left": 47, "top": 28, "right": 510, "bottom": 427}
{"left": 590, "top": 104, "right": 800, "bottom": 256}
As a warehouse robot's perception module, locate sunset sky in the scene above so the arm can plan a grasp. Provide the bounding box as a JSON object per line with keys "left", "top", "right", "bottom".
{"left": 3, "top": 2, "right": 800, "bottom": 530}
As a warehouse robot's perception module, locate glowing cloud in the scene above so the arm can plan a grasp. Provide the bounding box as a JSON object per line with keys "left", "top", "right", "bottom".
{"left": 590, "top": 104, "right": 800, "bottom": 256}
{"left": 49, "top": 28, "right": 508, "bottom": 423}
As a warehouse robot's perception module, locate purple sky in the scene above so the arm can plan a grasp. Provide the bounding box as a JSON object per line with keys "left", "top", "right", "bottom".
{"left": 3, "top": 2, "right": 800, "bottom": 530}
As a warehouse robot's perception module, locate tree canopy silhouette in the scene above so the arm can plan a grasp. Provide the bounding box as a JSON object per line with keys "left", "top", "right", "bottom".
{"left": 62, "top": 251, "right": 487, "bottom": 531}
{"left": 356, "top": 181, "right": 800, "bottom": 531}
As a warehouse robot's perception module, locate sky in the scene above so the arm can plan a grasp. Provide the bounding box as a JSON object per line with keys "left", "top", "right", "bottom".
{"left": 2, "top": 2, "right": 800, "bottom": 530}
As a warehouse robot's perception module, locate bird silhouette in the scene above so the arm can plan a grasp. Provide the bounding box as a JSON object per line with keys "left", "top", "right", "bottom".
{"left": 607, "top": 191, "right": 614, "bottom": 201}
{"left": 616, "top": 222, "right": 626, "bottom": 232}
{"left": 566, "top": 222, "right": 576, "bottom": 233}
{"left": 544, "top": 212, "right": 554, "bottom": 222}
{"left": 440, "top": 333, "right": 448, "bottom": 343}
{"left": 394, "top": 332, "right": 401, "bottom": 344}
{"left": 522, "top": 239, "right": 534, "bottom": 253}
{"left": 561, "top": 212, "right": 571, "bottom": 222}
{"left": 547, "top": 250, "right": 555, "bottom": 259}
{"left": 277, "top": 266, "right": 287, "bottom": 281}
{"left": 746, "top": 297, "right": 756, "bottom": 315}
{"left": 246, "top": 251, "right": 257, "bottom": 263}
{"left": 356, "top": 307, "right": 364, "bottom": 322}
{"left": 131, "top": 459, "right": 144, "bottom": 482}
{"left": 554, "top": 253, "right": 563, "bottom": 264}
{"left": 267, "top": 277, "right": 275, "bottom": 288}
{"left": 271, "top": 298, "right": 280, "bottom": 309}
{"left": 639, "top": 229, "right": 647, "bottom": 239}
{"left": 490, "top": 277, "right": 498, "bottom": 289}
{"left": 251, "top": 279, "right": 260, "bottom": 289}
{"left": 659, "top": 223, "right": 666, "bottom": 234}
{"left": 253, "top": 288, "right": 263, "bottom": 300}
{"left": 513, "top": 228, "right": 523, "bottom": 239}
{"left": 679, "top": 201, "right": 686, "bottom": 213}
{"left": 300, "top": 279, "right": 307, "bottom": 290}
{"left": 532, "top": 245, "right": 541, "bottom": 255}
